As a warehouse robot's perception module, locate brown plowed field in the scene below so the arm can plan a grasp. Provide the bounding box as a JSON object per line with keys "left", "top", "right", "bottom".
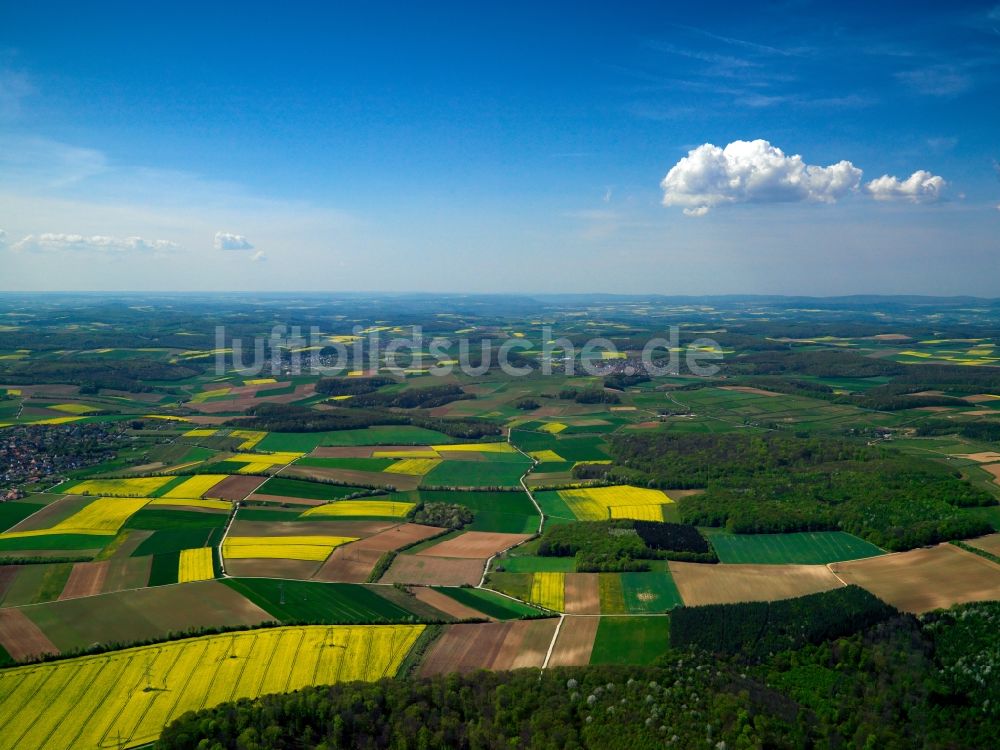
{"left": 831, "top": 543, "right": 1000, "bottom": 613}
{"left": 228, "top": 519, "right": 394, "bottom": 538}
{"left": 669, "top": 562, "right": 843, "bottom": 606}
{"left": 208, "top": 475, "right": 264, "bottom": 500}
{"left": 380, "top": 555, "right": 485, "bottom": 586}
{"left": 410, "top": 587, "right": 489, "bottom": 621}
{"left": 418, "top": 619, "right": 558, "bottom": 675}
{"left": 225, "top": 558, "right": 323, "bottom": 579}
{"left": 282, "top": 465, "right": 420, "bottom": 490}
{"left": 967, "top": 533, "right": 1000, "bottom": 556}
{"left": 102, "top": 555, "right": 153, "bottom": 591}
{"left": 416, "top": 531, "right": 531, "bottom": 559}
{"left": 564, "top": 574, "right": 601, "bottom": 614}
{"left": 548, "top": 615, "right": 600, "bottom": 666}
{"left": 58, "top": 561, "right": 110, "bottom": 600}
{"left": 312, "top": 524, "right": 444, "bottom": 583}
{"left": 0, "top": 608, "right": 59, "bottom": 661}
{"left": 0, "top": 567, "right": 21, "bottom": 600}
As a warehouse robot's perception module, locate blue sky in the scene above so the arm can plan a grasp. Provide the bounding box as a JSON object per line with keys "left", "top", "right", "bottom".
{"left": 1, "top": 1, "right": 998, "bottom": 294}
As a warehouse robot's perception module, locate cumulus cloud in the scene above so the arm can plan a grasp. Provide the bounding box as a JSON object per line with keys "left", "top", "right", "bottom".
{"left": 250, "top": 250, "right": 266, "bottom": 262}
{"left": 865, "top": 170, "right": 946, "bottom": 203}
{"left": 660, "top": 139, "right": 862, "bottom": 215}
{"left": 0, "top": 229, "right": 6, "bottom": 247}
{"left": 214, "top": 231, "right": 254, "bottom": 250}
{"left": 10, "top": 233, "right": 177, "bottom": 252}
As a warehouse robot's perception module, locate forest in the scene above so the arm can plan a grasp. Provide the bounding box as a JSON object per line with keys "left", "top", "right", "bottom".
{"left": 607, "top": 433, "right": 995, "bottom": 549}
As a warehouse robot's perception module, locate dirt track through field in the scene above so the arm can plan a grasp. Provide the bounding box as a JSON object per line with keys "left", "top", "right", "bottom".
{"left": 548, "top": 615, "right": 600, "bottom": 666}
{"left": 58, "top": 561, "right": 110, "bottom": 600}
{"left": 831, "top": 543, "right": 1000, "bottom": 613}
{"left": 416, "top": 531, "right": 531, "bottom": 559}
{"left": 669, "top": 562, "right": 844, "bottom": 605}
{"left": 0, "top": 608, "right": 59, "bottom": 661}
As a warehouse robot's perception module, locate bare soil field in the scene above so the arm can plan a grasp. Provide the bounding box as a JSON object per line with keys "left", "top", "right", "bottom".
{"left": 6, "top": 495, "right": 92, "bottom": 532}
{"left": 208, "top": 475, "right": 264, "bottom": 500}
{"left": 980, "top": 463, "right": 1000, "bottom": 484}
{"left": 418, "top": 619, "right": 558, "bottom": 675}
{"left": 58, "top": 561, "right": 110, "bottom": 600}
{"left": 312, "top": 524, "right": 444, "bottom": 583}
{"left": 564, "top": 573, "right": 600, "bottom": 614}
{"left": 669, "top": 562, "right": 844, "bottom": 606}
{"left": 831, "top": 543, "right": 1000, "bottom": 613}
{"left": 416, "top": 531, "right": 531, "bottom": 559}
{"left": 548, "top": 615, "right": 600, "bottom": 666}
{"left": 410, "top": 587, "right": 488, "bottom": 621}
{"left": 228, "top": 519, "right": 393, "bottom": 538}
{"left": 720, "top": 386, "right": 782, "bottom": 397}
{"left": 964, "top": 394, "right": 1000, "bottom": 403}
{"left": 0, "top": 608, "right": 59, "bottom": 661}
{"left": 0, "top": 567, "right": 21, "bottom": 600}
{"left": 22, "top": 580, "right": 273, "bottom": 652}
{"left": 225, "top": 558, "right": 322, "bottom": 579}
{"left": 967, "top": 533, "right": 1000, "bottom": 557}
{"left": 952, "top": 452, "right": 1000, "bottom": 463}
{"left": 245, "top": 493, "right": 327, "bottom": 506}
{"left": 188, "top": 383, "right": 315, "bottom": 413}
{"left": 283, "top": 465, "right": 421, "bottom": 491}
{"left": 380, "top": 555, "right": 485, "bottom": 586}
{"left": 102, "top": 556, "right": 153, "bottom": 591}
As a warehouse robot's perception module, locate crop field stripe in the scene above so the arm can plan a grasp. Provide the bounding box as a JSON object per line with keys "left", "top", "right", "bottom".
{"left": 530, "top": 572, "right": 565, "bottom": 611}
{"left": 301, "top": 501, "right": 416, "bottom": 518}
{"left": 709, "top": 531, "right": 884, "bottom": 565}
{"left": 177, "top": 547, "right": 215, "bottom": 583}
{"left": 0, "top": 625, "right": 425, "bottom": 750}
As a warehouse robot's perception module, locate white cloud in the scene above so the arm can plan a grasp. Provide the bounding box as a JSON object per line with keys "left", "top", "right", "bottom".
{"left": 661, "top": 139, "right": 862, "bottom": 215}
{"left": 250, "top": 250, "right": 266, "bottom": 262}
{"left": 865, "top": 171, "right": 946, "bottom": 203}
{"left": 10, "top": 233, "right": 178, "bottom": 253}
{"left": 0, "top": 229, "right": 6, "bottom": 247}
{"left": 214, "top": 231, "right": 254, "bottom": 250}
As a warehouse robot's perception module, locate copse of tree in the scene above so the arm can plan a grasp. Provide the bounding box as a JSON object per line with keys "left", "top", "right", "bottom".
{"left": 411, "top": 502, "right": 474, "bottom": 529}
{"left": 347, "top": 384, "right": 473, "bottom": 409}
{"left": 537, "top": 519, "right": 717, "bottom": 569}
{"left": 559, "top": 388, "right": 620, "bottom": 404}
{"left": 515, "top": 398, "right": 540, "bottom": 410}
{"left": 0, "top": 358, "right": 200, "bottom": 391}
{"left": 315, "top": 376, "right": 395, "bottom": 396}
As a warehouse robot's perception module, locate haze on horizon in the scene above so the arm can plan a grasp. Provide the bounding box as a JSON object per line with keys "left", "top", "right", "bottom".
{"left": 1, "top": 1, "right": 998, "bottom": 296}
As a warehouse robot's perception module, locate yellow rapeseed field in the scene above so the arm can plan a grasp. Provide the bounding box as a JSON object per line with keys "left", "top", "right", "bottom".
{"left": 431, "top": 442, "right": 516, "bottom": 453}
{"left": 161, "top": 474, "right": 228, "bottom": 499}
{"left": 530, "top": 572, "right": 565, "bottom": 611}
{"left": 147, "top": 497, "right": 231, "bottom": 511}
{"left": 230, "top": 429, "right": 267, "bottom": 450}
{"left": 64, "top": 476, "right": 172, "bottom": 497}
{"left": 222, "top": 535, "right": 357, "bottom": 561}
{"left": 383, "top": 458, "right": 441, "bottom": 475}
{"left": 0, "top": 497, "right": 149, "bottom": 539}
{"left": 177, "top": 547, "right": 215, "bottom": 582}
{"left": 228, "top": 452, "right": 303, "bottom": 465}
{"left": 48, "top": 403, "right": 98, "bottom": 414}
{"left": 181, "top": 428, "right": 217, "bottom": 437}
{"left": 558, "top": 485, "right": 673, "bottom": 521}
{"left": 237, "top": 462, "right": 273, "bottom": 474}
{"left": 539, "top": 422, "right": 567, "bottom": 434}
{"left": 301, "top": 500, "right": 416, "bottom": 518}
{"left": 0, "top": 624, "right": 424, "bottom": 750}
{"left": 608, "top": 504, "right": 665, "bottom": 522}
{"left": 528, "top": 450, "right": 564, "bottom": 462}
{"left": 243, "top": 377, "right": 277, "bottom": 385}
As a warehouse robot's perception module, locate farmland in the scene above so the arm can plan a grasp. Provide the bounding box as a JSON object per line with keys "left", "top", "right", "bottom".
{"left": 2, "top": 295, "right": 1000, "bottom": 746}
{"left": 0, "top": 624, "right": 424, "bottom": 749}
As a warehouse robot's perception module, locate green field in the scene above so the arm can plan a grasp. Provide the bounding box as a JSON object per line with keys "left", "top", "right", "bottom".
{"left": 422, "top": 459, "right": 530, "bottom": 488}
{"left": 294, "top": 457, "right": 395, "bottom": 471}
{"left": 256, "top": 426, "right": 456, "bottom": 452}
{"left": 221, "top": 578, "right": 423, "bottom": 623}
{"left": 0, "top": 534, "right": 109, "bottom": 552}
{"left": 0, "top": 501, "right": 42, "bottom": 532}
{"left": 497, "top": 555, "right": 576, "bottom": 573}
{"left": 416, "top": 489, "right": 539, "bottom": 533}
{"left": 431, "top": 586, "right": 545, "bottom": 620}
{"left": 125, "top": 508, "right": 228, "bottom": 531}
{"left": 255, "top": 477, "right": 373, "bottom": 501}
{"left": 620, "top": 571, "right": 683, "bottom": 613}
{"left": 707, "top": 531, "right": 884, "bottom": 564}
{"left": 589, "top": 616, "right": 671, "bottom": 665}
{"left": 132, "top": 527, "right": 223, "bottom": 556}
